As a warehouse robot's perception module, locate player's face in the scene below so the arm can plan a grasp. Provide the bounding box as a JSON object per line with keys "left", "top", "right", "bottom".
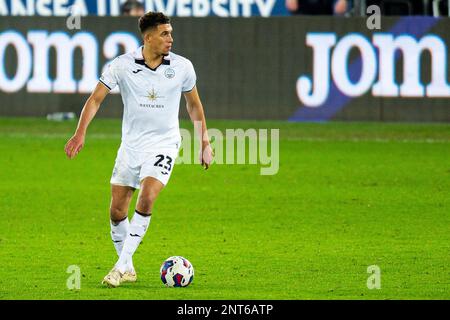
{"left": 147, "top": 24, "right": 173, "bottom": 56}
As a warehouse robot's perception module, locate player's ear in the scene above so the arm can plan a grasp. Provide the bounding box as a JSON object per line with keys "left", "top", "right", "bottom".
{"left": 143, "top": 31, "right": 152, "bottom": 43}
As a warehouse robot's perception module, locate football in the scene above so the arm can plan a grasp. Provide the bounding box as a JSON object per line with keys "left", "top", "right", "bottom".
{"left": 160, "top": 256, "right": 194, "bottom": 287}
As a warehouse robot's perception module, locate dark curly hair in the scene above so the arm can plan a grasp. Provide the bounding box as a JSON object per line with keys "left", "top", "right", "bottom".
{"left": 138, "top": 12, "right": 171, "bottom": 34}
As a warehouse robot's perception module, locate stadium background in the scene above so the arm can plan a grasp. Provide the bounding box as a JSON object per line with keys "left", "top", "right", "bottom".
{"left": 1, "top": 1, "right": 450, "bottom": 121}
{"left": 0, "top": 0, "right": 449, "bottom": 300}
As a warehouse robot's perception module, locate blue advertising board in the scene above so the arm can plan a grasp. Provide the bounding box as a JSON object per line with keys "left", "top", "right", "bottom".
{"left": 0, "top": 0, "right": 290, "bottom": 17}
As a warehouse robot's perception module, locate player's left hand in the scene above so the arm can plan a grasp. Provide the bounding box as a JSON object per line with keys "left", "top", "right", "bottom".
{"left": 64, "top": 133, "right": 85, "bottom": 159}
{"left": 200, "top": 143, "right": 214, "bottom": 170}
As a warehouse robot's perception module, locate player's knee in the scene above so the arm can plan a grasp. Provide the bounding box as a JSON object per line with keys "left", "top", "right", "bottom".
{"left": 136, "top": 199, "right": 153, "bottom": 213}
{"left": 137, "top": 193, "right": 157, "bottom": 213}
{"left": 110, "top": 206, "right": 128, "bottom": 223}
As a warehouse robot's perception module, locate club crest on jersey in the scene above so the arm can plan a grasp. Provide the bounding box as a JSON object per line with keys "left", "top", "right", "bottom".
{"left": 164, "top": 68, "right": 175, "bottom": 79}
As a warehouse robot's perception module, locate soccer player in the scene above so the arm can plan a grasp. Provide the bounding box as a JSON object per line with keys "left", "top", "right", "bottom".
{"left": 64, "top": 12, "right": 213, "bottom": 287}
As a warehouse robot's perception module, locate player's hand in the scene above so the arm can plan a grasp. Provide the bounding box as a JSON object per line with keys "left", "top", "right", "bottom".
{"left": 199, "top": 143, "right": 214, "bottom": 170}
{"left": 64, "top": 133, "right": 85, "bottom": 159}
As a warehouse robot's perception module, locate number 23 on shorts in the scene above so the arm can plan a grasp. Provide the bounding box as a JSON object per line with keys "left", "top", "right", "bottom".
{"left": 154, "top": 154, "right": 173, "bottom": 172}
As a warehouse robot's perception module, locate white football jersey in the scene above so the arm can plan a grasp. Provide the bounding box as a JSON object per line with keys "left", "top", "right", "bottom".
{"left": 99, "top": 46, "right": 196, "bottom": 151}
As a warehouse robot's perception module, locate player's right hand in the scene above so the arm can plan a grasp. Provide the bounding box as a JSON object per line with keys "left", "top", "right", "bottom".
{"left": 64, "top": 134, "right": 85, "bottom": 159}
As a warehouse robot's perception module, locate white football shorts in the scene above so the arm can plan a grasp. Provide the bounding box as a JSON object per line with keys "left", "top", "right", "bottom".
{"left": 110, "top": 144, "right": 179, "bottom": 189}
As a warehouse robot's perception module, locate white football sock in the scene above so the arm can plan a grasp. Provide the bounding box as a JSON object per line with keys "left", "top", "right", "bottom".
{"left": 110, "top": 218, "right": 129, "bottom": 256}
{"left": 115, "top": 210, "right": 151, "bottom": 273}
{"left": 110, "top": 217, "right": 134, "bottom": 271}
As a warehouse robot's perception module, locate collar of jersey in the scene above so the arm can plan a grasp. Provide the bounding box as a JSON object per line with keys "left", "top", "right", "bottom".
{"left": 134, "top": 46, "right": 171, "bottom": 71}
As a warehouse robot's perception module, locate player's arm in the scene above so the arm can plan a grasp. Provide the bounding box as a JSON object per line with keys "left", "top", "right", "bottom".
{"left": 184, "top": 86, "right": 213, "bottom": 169}
{"left": 64, "top": 82, "right": 110, "bottom": 159}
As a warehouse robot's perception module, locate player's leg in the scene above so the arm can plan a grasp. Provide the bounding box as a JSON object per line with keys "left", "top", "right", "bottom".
{"left": 103, "top": 146, "right": 141, "bottom": 287}
{"left": 135, "top": 176, "right": 164, "bottom": 213}
{"left": 114, "top": 177, "right": 164, "bottom": 274}
{"left": 109, "top": 184, "right": 134, "bottom": 261}
{"left": 103, "top": 185, "right": 136, "bottom": 287}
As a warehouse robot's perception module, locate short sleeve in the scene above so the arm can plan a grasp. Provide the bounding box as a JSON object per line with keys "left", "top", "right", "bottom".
{"left": 99, "top": 58, "right": 120, "bottom": 90}
{"left": 182, "top": 60, "right": 196, "bottom": 92}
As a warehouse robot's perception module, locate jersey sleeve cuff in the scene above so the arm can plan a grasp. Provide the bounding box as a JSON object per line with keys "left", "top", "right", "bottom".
{"left": 182, "top": 84, "right": 196, "bottom": 93}
{"left": 99, "top": 79, "right": 112, "bottom": 90}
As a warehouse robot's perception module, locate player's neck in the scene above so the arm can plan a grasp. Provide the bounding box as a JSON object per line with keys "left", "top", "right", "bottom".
{"left": 142, "top": 46, "right": 164, "bottom": 69}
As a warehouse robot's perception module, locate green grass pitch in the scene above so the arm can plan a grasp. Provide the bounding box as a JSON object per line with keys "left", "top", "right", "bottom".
{"left": 0, "top": 117, "right": 449, "bottom": 300}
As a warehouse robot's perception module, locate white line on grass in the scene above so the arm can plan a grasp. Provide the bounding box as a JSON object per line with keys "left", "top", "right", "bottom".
{"left": 285, "top": 137, "right": 450, "bottom": 144}
{"left": 1, "top": 132, "right": 449, "bottom": 144}
{"left": 0, "top": 133, "right": 121, "bottom": 139}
